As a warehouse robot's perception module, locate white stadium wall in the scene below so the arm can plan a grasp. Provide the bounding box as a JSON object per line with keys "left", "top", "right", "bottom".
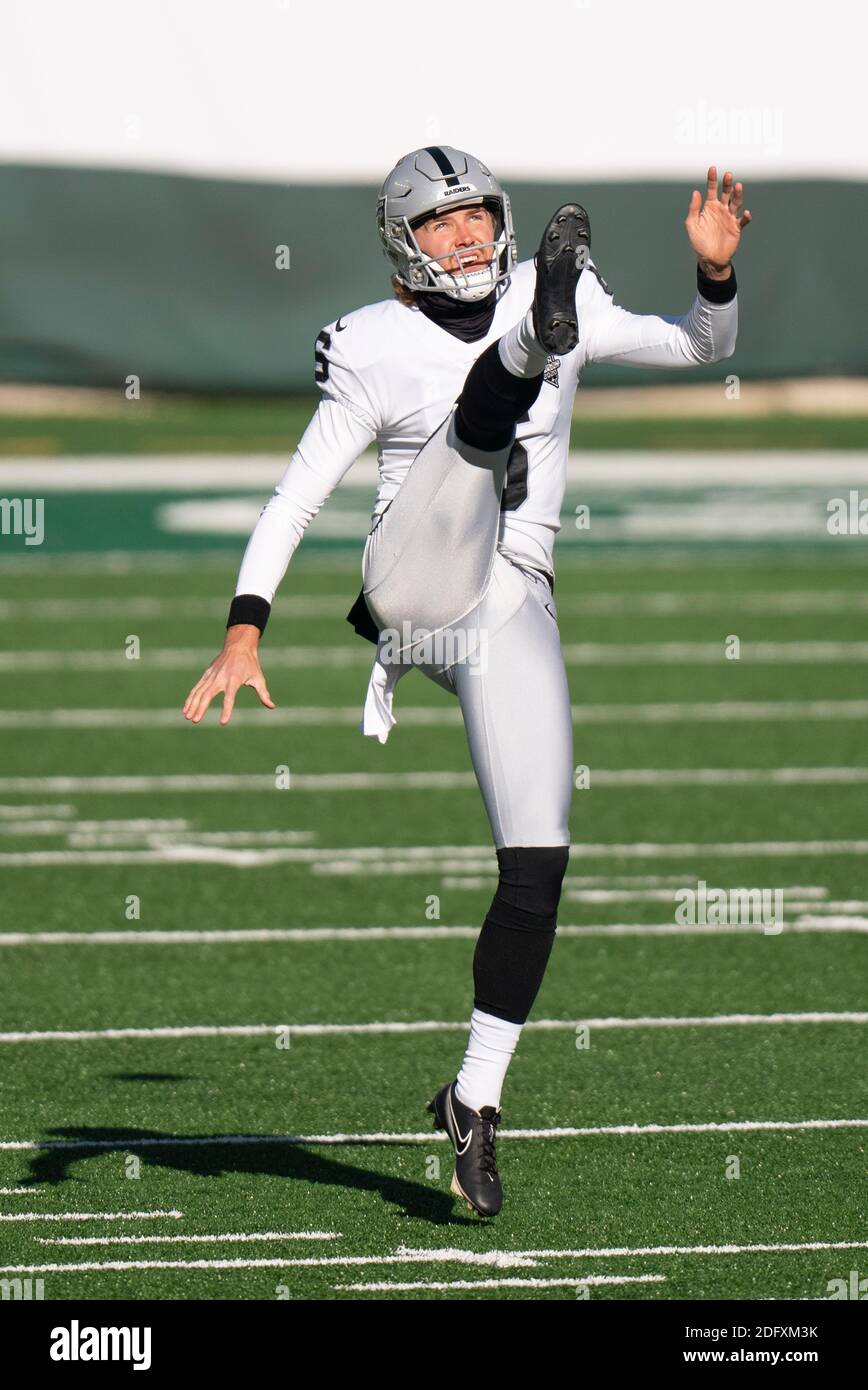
{"left": 1, "top": 0, "right": 865, "bottom": 388}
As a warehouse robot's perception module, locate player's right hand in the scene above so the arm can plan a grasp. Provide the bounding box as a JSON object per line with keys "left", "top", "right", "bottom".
{"left": 182, "top": 625, "right": 276, "bottom": 726}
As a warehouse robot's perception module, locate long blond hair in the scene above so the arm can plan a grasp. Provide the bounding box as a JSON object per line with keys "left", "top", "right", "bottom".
{"left": 391, "top": 274, "right": 417, "bottom": 308}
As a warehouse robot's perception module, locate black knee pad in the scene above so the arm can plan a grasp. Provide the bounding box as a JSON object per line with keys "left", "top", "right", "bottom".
{"left": 473, "top": 845, "right": 570, "bottom": 1025}
{"left": 488, "top": 845, "right": 571, "bottom": 930}
{"left": 454, "top": 341, "right": 544, "bottom": 453}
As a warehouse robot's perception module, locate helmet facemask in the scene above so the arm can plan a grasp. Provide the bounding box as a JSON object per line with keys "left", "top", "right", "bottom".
{"left": 377, "top": 147, "right": 518, "bottom": 306}
{"left": 401, "top": 198, "right": 511, "bottom": 304}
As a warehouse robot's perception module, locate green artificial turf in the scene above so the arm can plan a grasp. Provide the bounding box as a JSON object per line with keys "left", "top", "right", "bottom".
{"left": 0, "top": 536, "right": 866, "bottom": 1301}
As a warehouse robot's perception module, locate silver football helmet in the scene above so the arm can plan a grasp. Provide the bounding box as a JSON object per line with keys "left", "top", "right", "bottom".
{"left": 377, "top": 146, "right": 518, "bottom": 303}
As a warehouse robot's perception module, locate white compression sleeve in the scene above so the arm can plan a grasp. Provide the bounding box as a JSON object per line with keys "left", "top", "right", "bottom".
{"left": 235, "top": 397, "right": 375, "bottom": 603}
{"left": 582, "top": 266, "right": 738, "bottom": 369}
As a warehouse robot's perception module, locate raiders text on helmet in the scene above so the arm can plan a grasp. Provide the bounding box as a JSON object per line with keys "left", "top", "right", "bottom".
{"left": 377, "top": 146, "right": 518, "bottom": 304}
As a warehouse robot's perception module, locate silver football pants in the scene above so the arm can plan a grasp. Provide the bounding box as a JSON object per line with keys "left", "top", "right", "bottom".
{"left": 361, "top": 406, "right": 573, "bottom": 849}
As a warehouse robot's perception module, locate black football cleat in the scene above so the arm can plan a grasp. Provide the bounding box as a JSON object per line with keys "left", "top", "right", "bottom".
{"left": 531, "top": 203, "right": 591, "bottom": 355}
{"left": 427, "top": 1080, "right": 503, "bottom": 1217}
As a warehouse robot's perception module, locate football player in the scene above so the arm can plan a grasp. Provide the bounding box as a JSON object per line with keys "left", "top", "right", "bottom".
{"left": 183, "top": 147, "right": 749, "bottom": 1216}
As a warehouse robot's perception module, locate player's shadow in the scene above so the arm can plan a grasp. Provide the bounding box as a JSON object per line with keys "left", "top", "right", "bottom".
{"left": 109, "top": 1073, "right": 198, "bottom": 1083}
{"left": 17, "top": 1126, "right": 479, "bottom": 1226}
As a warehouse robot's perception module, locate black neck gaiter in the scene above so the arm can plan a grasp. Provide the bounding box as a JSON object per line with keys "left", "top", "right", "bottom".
{"left": 416, "top": 287, "right": 499, "bottom": 343}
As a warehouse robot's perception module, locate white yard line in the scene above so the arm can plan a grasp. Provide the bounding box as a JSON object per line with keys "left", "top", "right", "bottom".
{"left": 37, "top": 1231, "right": 339, "bottom": 1247}
{"left": 0, "top": 773, "right": 470, "bottom": 795}
{"left": 0, "top": 596, "right": 345, "bottom": 622}
{"left": 0, "top": 707, "right": 420, "bottom": 729}
{"left": 797, "top": 914, "right": 868, "bottom": 928}
{"left": 2, "top": 837, "right": 868, "bottom": 867}
{"left": 0, "top": 550, "right": 356, "bottom": 576}
{"left": 565, "top": 642, "right": 868, "bottom": 663}
{"left": 562, "top": 887, "right": 829, "bottom": 904}
{"left": 0, "top": 917, "right": 862, "bottom": 948}
{"left": 565, "top": 839, "right": 868, "bottom": 859}
{"left": 594, "top": 768, "right": 868, "bottom": 785}
{"left": 559, "top": 920, "right": 868, "bottom": 935}
{"left": 564, "top": 592, "right": 868, "bottom": 616}
{"left": 34, "top": 1235, "right": 868, "bottom": 1261}
{"left": 1, "top": 768, "right": 867, "bottom": 801}
{"left": 2, "top": 451, "right": 868, "bottom": 488}
{"left": 6, "top": 591, "right": 868, "bottom": 621}
{"left": 337, "top": 1275, "right": 665, "bottom": 1292}
{"left": 0, "top": 819, "right": 189, "bottom": 837}
{"left": 6, "top": 698, "right": 868, "bottom": 729}
{"left": 570, "top": 699, "right": 868, "bottom": 722}
{"left": 3, "top": 548, "right": 864, "bottom": 578}
{"left": 3, "top": 1117, "right": 865, "bottom": 1152}
{"left": 0, "top": 1012, "right": 865, "bottom": 1045}
{"left": 0, "top": 840, "right": 488, "bottom": 862}
{"left": 787, "top": 900, "right": 868, "bottom": 912}
{"left": 0, "top": 1210, "right": 182, "bottom": 1222}
{"left": 65, "top": 830, "right": 315, "bottom": 847}
{"left": 1, "top": 827, "right": 319, "bottom": 845}
{"left": 5, "top": 640, "right": 868, "bottom": 672}
{"left": 0, "top": 646, "right": 369, "bottom": 671}
{"left": 0, "top": 1257, "right": 661, "bottom": 1283}
{"left": 396, "top": 1238, "right": 868, "bottom": 1259}
{"left": 0, "top": 927, "right": 489, "bottom": 945}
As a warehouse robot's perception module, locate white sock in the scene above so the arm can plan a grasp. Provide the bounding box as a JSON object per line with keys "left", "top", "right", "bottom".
{"left": 455, "top": 1008, "right": 523, "bottom": 1112}
{"left": 497, "top": 307, "right": 548, "bottom": 379}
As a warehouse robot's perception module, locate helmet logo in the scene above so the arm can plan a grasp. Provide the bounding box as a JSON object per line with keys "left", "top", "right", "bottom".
{"left": 438, "top": 183, "right": 477, "bottom": 199}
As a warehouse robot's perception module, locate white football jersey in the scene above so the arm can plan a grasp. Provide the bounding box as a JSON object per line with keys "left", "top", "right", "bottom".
{"left": 236, "top": 258, "right": 737, "bottom": 599}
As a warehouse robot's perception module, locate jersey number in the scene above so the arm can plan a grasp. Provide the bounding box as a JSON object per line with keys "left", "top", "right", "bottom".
{"left": 314, "top": 330, "right": 331, "bottom": 384}
{"left": 501, "top": 407, "right": 529, "bottom": 513}
{"left": 501, "top": 439, "right": 528, "bottom": 511}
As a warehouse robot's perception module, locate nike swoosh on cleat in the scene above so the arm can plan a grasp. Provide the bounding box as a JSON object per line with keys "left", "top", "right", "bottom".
{"left": 448, "top": 1089, "right": 473, "bottom": 1155}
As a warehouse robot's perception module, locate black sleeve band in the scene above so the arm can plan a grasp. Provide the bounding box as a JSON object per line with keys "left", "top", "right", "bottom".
{"left": 227, "top": 594, "right": 271, "bottom": 634}
{"left": 697, "top": 262, "right": 737, "bottom": 304}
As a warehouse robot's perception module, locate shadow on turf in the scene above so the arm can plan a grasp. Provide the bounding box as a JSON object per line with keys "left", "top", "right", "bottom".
{"left": 18, "top": 1127, "right": 480, "bottom": 1225}
{"left": 110, "top": 1073, "right": 199, "bottom": 1083}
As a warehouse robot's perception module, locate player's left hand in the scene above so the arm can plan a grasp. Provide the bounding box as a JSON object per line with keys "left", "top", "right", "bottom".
{"left": 685, "top": 166, "right": 751, "bottom": 270}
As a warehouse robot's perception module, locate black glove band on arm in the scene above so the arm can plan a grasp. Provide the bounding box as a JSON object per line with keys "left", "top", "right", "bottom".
{"left": 227, "top": 594, "right": 271, "bottom": 634}
{"left": 697, "top": 262, "right": 737, "bottom": 304}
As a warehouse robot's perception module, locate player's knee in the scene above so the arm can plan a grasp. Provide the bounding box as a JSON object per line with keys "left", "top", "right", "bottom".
{"left": 489, "top": 844, "right": 570, "bottom": 932}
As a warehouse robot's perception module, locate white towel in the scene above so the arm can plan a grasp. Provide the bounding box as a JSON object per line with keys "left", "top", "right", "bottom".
{"left": 360, "top": 653, "right": 401, "bottom": 743}
{"left": 358, "top": 555, "right": 530, "bottom": 743}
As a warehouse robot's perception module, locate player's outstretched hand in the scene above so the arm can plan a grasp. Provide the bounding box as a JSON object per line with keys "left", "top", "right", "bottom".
{"left": 685, "top": 166, "right": 751, "bottom": 269}
{"left": 182, "top": 625, "right": 275, "bottom": 726}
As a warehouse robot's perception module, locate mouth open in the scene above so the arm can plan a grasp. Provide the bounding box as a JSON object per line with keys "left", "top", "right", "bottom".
{"left": 454, "top": 250, "right": 487, "bottom": 269}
